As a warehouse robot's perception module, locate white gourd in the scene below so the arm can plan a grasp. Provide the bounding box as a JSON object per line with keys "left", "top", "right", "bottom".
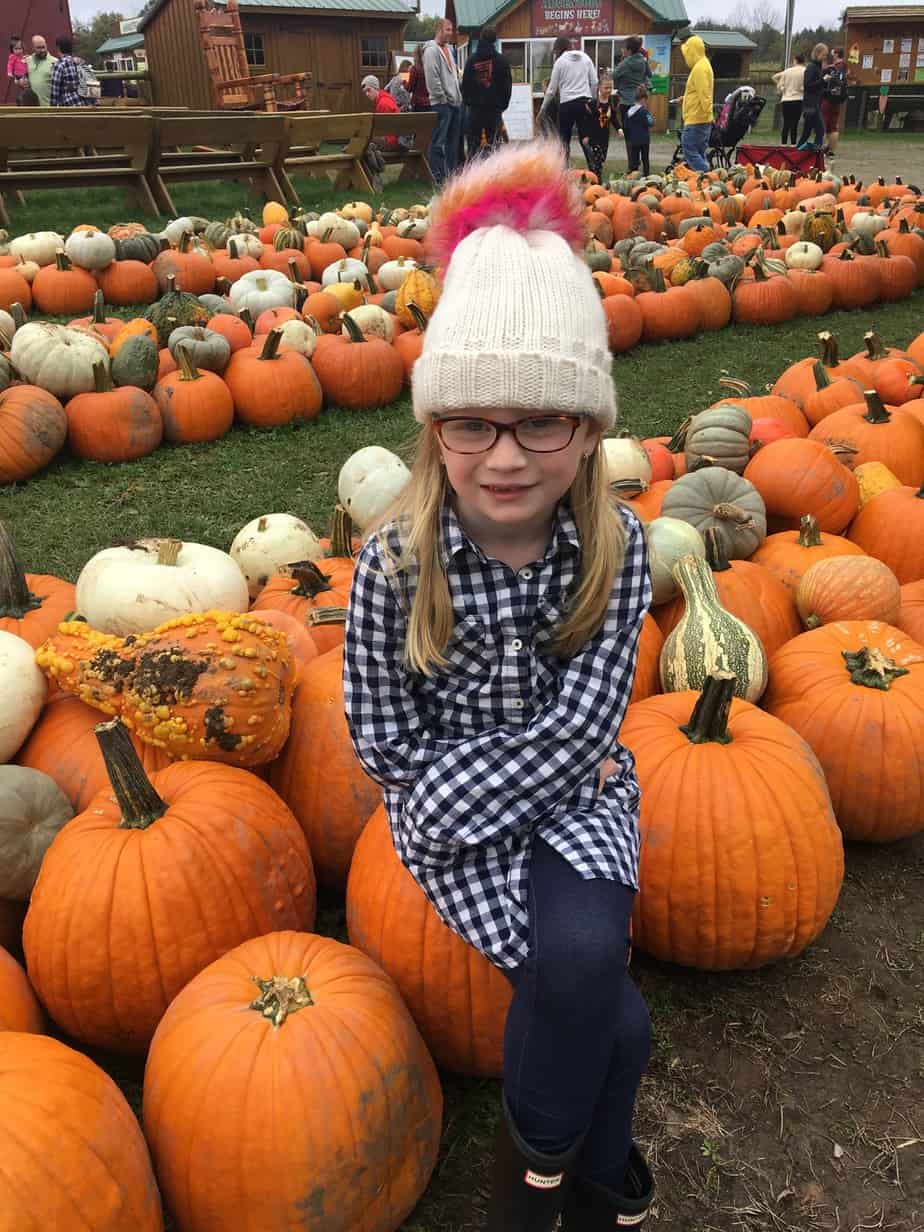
{"left": 230, "top": 514, "right": 322, "bottom": 599}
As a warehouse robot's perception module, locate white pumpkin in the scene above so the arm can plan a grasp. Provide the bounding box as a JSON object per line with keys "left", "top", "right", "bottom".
{"left": 343, "top": 305, "right": 394, "bottom": 343}
{"left": 646, "top": 516, "right": 706, "bottom": 605}
{"left": 338, "top": 446, "right": 410, "bottom": 529}
{"left": 8, "top": 230, "right": 64, "bottom": 267}
{"left": 314, "top": 212, "right": 360, "bottom": 250}
{"left": 850, "top": 211, "right": 889, "bottom": 239}
{"left": 780, "top": 210, "right": 806, "bottom": 237}
{"left": 0, "top": 310, "right": 15, "bottom": 343}
{"left": 65, "top": 229, "right": 116, "bottom": 272}
{"left": 0, "top": 631, "right": 46, "bottom": 764}
{"left": 230, "top": 513, "right": 322, "bottom": 599}
{"left": 376, "top": 258, "right": 418, "bottom": 291}
{"left": 602, "top": 437, "right": 652, "bottom": 495}
{"left": 10, "top": 323, "right": 109, "bottom": 399}
{"left": 228, "top": 268, "right": 296, "bottom": 316}
{"left": 75, "top": 539, "right": 249, "bottom": 635}
{"left": 277, "top": 318, "right": 318, "bottom": 358}
{"left": 396, "top": 217, "right": 428, "bottom": 240}
{"left": 321, "top": 257, "right": 369, "bottom": 287}
{"left": 162, "top": 217, "right": 197, "bottom": 246}
{"left": 784, "top": 241, "right": 824, "bottom": 270}
{"left": 229, "top": 232, "right": 264, "bottom": 260}
{"left": 340, "top": 201, "right": 374, "bottom": 223}
{"left": 0, "top": 765, "right": 73, "bottom": 900}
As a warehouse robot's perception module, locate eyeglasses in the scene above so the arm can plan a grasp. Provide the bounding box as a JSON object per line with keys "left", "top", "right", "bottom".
{"left": 433, "top": 415, "right": 585, "bottom": 455}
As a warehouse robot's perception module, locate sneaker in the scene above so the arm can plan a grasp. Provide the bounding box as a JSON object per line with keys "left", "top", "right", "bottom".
{"left": 796, "top": 141, "right": 811, "bottom": 150}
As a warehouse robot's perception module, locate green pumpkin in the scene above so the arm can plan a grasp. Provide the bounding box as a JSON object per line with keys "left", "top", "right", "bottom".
{"left": 659, "top": 553, "right": 768, "bottom": 702}
{"left": 669, "top": 256, "right": 700, "bottom": 285}
{"left": 801, "top": 211, "right": 841, "bottom": 253}
{"left": 143, "top": 277, "right": 210, "bottom": 346}
{"left": 111, "top": 334, "right": 159, "bottom": 391}
{"left": 224, "top": 212, "right": 259, "bottom": 235}
{"left": 204, "top": 221, "right": 232, "bottom": 249}
{"left": 274, "top": 227, "right": 304, "bottom": 252}
{"left": 114, "top": 233, "right": 162, "bottom": 263}
{"left": 585, "top": 247, "right": 613, "bottom": 273}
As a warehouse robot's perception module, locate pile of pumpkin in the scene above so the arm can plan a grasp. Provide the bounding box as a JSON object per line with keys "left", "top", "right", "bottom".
{"left": 0, "top": 201, "right": 438, "bottom": 483}
{"left": 577, "top": 166, "right": 924, "bottom": 349}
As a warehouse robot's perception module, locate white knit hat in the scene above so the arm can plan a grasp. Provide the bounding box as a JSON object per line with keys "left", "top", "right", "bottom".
{"left": 412, "top": 141, "right": 616, "bottom": 430}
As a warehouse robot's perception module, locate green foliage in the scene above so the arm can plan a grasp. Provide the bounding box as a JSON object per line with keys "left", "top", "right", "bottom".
{"left": 405, "top": 14, "right": 439, "bottom": 41}
{"left": 71, "top": 11, "right": 126, "bottom": 67}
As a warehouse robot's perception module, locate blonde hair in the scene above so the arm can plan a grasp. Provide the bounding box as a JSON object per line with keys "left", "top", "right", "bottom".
{"left": 370, "top": 424, "right": 627, "bottom": 676}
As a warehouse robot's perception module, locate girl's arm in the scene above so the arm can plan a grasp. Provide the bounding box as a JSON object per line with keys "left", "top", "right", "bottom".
{"left": 403, "top": 509, "right": 651, "bottom": 849}
{"left": 343, "top": 534, "right": 455, "bottom": 792}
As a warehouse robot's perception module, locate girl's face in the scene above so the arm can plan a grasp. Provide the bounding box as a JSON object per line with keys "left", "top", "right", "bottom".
{"left": 599, "top": 80, "right": 612, "bottom": 101}
{"left": 434, "top": 408, "right": 599, "bottom": 545}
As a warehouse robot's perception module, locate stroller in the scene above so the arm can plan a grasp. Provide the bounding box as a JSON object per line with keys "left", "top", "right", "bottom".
{"left": 667, "top": 86, "right": 766, "bottom": 173}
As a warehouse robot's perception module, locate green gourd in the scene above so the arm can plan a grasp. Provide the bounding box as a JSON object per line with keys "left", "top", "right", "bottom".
{"left": 660, "top": 553, "right": 768, "bottom": 702}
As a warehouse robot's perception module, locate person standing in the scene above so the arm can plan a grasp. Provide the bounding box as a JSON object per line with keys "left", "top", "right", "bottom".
{"left": 581, "top": 73, "right": 618, "bottom": 181}
{"left": 773, "top": 51, "right": 805, "bottom": 145}
{"left": 798, "top": 42, "right": 828, "bottom": 151}
{"left": 385, "top": 60, "right": 413, "bottom": 111}
{"left": 621, "top": 84, "right": 654, "bottom": 176}
{"left": 423, "top": 18, "right": 463, "bottom": 183}
{"left": 544, "top": 36, "right": 597, "bottom": 160}
{"left": 25, "top": 35, "right": 56, "bottom": 107}
{"left": 461, "top": 26, "right": 512, "bottom": 160}
{"left": 7, "top": 38, "right": 29, "bottom": 102}
{"left": 679, "top": 35, "right": 714, "bottom": 172}
{"left": 50, "top": 36, "right": 97, "bottom": 107}
{"left": 611, "top": 37, "right": 651, "bottom": 161}
{"left": 820, "top": 47, "right": 848, "bottom": 158}
{"left": 407, "top": 45, "right": 431, "bottom": 111}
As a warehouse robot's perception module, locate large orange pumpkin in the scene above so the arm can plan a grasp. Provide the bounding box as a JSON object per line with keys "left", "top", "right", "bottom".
{"left": 251, "top": 558, "right": 353, "bottom": 653}
{"left": 269, "top": 647, "right": 381, "bottom": 890}
{"left": 24, "top": 719, "right": 316, "bottom": 1053}
{"left": 796, "top": 555, "right": 901, "bottom": 628}
{"left": 311, "top": 312, "right": 404, "bottom": 409}
{"left": 0, "top": 384, "right": 68, "bottom": 483}
{"left": 347, "top": 804, "right": 512, "bottom": 1075}
{"left": 223, "top": 327, "right": 322, "bottom": 427}
{"left": 897, "top": 579, "right": 924, "bottom": 643}
{"left": 153, "top": 345, "right": 234, "bottom": 444}
{"left": 0, "top": 944, "right": 43, "bottom": 1032}
{"left": 750, "top": 514, "right": 865, "bottom": 594}
{"left": 65, "top": 361, "right": 163, "bottom": 463}
{"left": 629, "top": 613, "right": 663, "bottom": 703}
{"left": 0, "top": 1033, "right": 163, "bottom": 1229}
{"left": 807, "top": 392, "right": 924, "bottom": 488}
{"left": 0, "top": 521, "right": 75, "bottom": 648}
{"left": 764, "top": 622, "right": 924, "bottom": 842}
{"left": 846, "top": 483, "right": 924, "bottom": 583}
{"left": 620, "top": 674, "right": 844, "bottom": 969}
{"left": 143, "top": 929, "right": 442, "bottom": 1232}
{"left": 743, "top": 437, "right": 859, "bottom": 532}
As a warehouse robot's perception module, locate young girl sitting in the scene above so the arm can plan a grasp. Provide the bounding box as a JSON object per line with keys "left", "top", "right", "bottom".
{"left": 582, "top": 73, "right": 619, "bottom": 182}
{"left": 344, "top": 140, "right": 655, "bottom": 1232}
{"left": 619, "top": 84, "right": 655, "bottom": 176}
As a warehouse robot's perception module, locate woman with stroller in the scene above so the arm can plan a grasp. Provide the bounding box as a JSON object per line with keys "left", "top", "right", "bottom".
{"left": 774, "top": 51, "right": 805, "bottom": 145}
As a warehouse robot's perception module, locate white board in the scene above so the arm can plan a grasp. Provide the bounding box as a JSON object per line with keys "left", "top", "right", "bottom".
{"left": 503, "top": 83, "right": 535, "bottom": 142}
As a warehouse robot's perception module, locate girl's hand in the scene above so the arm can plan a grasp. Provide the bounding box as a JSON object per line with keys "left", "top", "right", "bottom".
{"left": 597, "top": 757, "right": 618, "bottom": 792}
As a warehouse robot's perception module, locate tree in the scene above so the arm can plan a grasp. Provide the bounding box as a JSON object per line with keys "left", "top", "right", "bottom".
{"left": 405, "top": 14, "right": 438, "bottom": 41}
{"left": 72, "top": 11, "right": 126, "bottom": 67}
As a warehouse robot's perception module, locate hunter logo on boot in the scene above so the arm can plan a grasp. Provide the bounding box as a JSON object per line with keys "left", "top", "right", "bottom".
{"left": 524, "top": 1169, "right": 564, "bottom": 1189}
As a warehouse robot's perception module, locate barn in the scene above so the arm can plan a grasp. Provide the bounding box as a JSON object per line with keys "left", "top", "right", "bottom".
{"left": 138, "top": 0, "right": 414, "bottom": 114}
{"left": 1, "top": 0, "right": 73, "bottom": 104}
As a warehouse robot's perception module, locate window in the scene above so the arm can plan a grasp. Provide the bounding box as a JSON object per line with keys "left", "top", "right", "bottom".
{"left": 361, "top": 37, "right": 389, "bottom": 71}
{"left": 583, "top": 37, "right": 629, "bottom": 77}
{"left": 501, "top": 40, "right": 526, "bottom": 83}
{"left": 243, "top": 32, "right": 265, "bottom": 67}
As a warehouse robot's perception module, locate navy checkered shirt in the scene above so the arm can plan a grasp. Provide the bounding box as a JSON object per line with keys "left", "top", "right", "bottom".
{"left": 343, "top": 500, "right": 651, "bottom": 969}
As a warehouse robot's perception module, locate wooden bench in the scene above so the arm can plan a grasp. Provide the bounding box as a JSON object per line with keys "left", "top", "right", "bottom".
{"left": 147, "top": 112, "right": 288, "bottom": 215}
{"left": 276, "top": 112, "right": 374, "bottom": 202}
{"left": 371, "top": 111, "right": 436, "bottom": 183}
{"left": 0, "top": 113, "right": 159, "bottom": 227}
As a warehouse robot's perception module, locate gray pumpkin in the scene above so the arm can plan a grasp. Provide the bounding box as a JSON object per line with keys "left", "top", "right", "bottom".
{"left": 198, "top": 293, "right": 235, "bottom": 317}
{"left": 114, "top": 232, "right": 162, "bottom": 263}
{"left": 683, "top": 404, "right": 753, "bottom": 474}
{"left": 111, "top": 334, "right": 159, "bottom": 392}
{"left": 661, "top": 469, "right": 766, "bottom": 561}
{"left": 167, "top": 325, "right": 231, "bottom": 373}
{"left": 704, "top": 253, "right": 746, "bottom": 286}
{"left": 700, "top": 241, "right": 730, "bottom": 263}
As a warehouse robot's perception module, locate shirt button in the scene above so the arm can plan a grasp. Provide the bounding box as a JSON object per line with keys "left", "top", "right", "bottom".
{"left": 520, "top": 568, "right": 533, "bottom": 580}
{"left": 511, "top": 699, "right": 525, "bottom": 710}
{"left": 511, "top": 638, "right": 523, "bottom": 651}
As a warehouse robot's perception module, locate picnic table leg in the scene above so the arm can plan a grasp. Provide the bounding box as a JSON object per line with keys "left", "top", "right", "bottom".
{"left": 133, "top": 171, "right": 164, "bottom": 218}
{"left": 148, "top": 170, "right": 176, "bottom": 217}
{"left": 334, "top": 159, "right": 374, "bottom": 194}
{"left": 275, "top": 163, "right": 300, "bottom": 205}
{"left": 398, "top": 153, "right": 433, "bottom": 184}
{"left": 0, "top": 193, "right": 9, "bottom": 228}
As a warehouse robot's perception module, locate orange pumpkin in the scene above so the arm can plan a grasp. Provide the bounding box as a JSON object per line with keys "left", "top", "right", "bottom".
{"left": 0, "top": 521, "right": 75, "bottom": 648}
{"left": 807, "top": 392, "right": 924, "bottom": 488}
{"left": 31, "top": 251, "right": 97, "bottom": 315}
{"left": 65, "top": 362, "right": 163, "bottom": 463}
{"left": 0, "top": 385, "right": 68, "bottom": 483}
{"left": 223, "top": 328, "right": 322, "bottom": 428}
{"left": 750, "top": 514, "right": 865, "bottom": 594}
{"left": 311, "top": 312, "right": 404, "bottom": 409}
{"left": 153, "top": 346, "right": 234, "bottom": 444}
{"left": 795, "top": 555, "right": 901, "bottom": 628}
{"left": 743, "top": 438, "right": 859, "bottom": 533}
{"left": 897, "top": 579, "right": 924, "bottom": 643}
{"left": 96, "top": 259, "right": 159, "bottom": 306}
{"left": 846, "top": 483, "right": 924, "bottom": 583}
{"left": 0, "top": 945, "right": 43, "bottom": 1033}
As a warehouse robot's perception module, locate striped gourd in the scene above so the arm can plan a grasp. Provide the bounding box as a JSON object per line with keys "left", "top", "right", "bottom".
{"left": 660, "top": 553, "right": 768, "bottom": 702}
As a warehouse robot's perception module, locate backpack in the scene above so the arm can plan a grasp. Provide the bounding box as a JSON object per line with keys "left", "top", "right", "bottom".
{"left": 77, "top": 61, "right": 101, "bottom": 100}
{"left": 824, "top": 66, "right": 847, "bottom": 103}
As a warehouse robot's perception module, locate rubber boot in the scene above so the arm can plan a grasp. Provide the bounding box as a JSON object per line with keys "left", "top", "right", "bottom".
{"left": 485, "top": 1093, "right": 583, "bottom": 1232}
{"left": 560, "top": 1144, "right": 654, "bottom": 1229}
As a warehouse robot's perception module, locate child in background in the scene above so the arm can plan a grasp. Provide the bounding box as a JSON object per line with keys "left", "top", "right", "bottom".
{"left": 581, "top": 73, "right": 619, "bottom": 182}
{"left": 620, "top": 84, "right": 654, "bottom": 176}
{"left": 7, "top": 37, "right": 28, "bottom": 101}
{"left": 343, "top": 139, "right": 655, "bottom": 1231}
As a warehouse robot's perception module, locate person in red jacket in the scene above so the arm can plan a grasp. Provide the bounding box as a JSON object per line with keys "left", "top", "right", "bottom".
{"left": 362, "top": 75, "right": 400, "bottom": 148}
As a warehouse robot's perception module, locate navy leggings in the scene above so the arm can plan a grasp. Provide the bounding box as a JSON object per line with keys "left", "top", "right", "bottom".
{"left": 502, "top": 838, "right": 651, "bottom": 1191}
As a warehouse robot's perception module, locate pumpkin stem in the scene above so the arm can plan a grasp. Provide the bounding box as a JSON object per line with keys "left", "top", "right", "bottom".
{"left": 92, "top": 360, "right": 113, "bottom": 394}
{"left": 303, "top": 314, "right": 322, "bottom": 337}
{"left": 250, "top": 974, "right": 313, "bottom": 1026}
{"left": 842, "top": 646, "right": 910, "bottom": 690}
{"left": 667, "top": 417, "right": 690, "bottom": 453}
{"left": 164, "top": 274, "right": 178, "bottom": 295}
{"left": 703, "top": 527, "right": 730, "bottom": 572}
{"left": 0, "top": 521, "right": 41, "bottom": 618}
{"left": 328, "top": 504, "right": 354, "bottom": 558}
{"left": 862, "top": 390, "right": 891, "bottom": 424}
{"left": 259, "top": 329, "right": 283, "bottom": 361}
{"left": 90, "top": 289, "right": 106, "bottom": 325}
{"left": 812, "top": 358, "right": 832, "bottom": 391}
{"left": 718, "top": 376, "right": 753, "bottom": 398}
{"left": 96, "top": 718, "right": 168, "bottom": 831}
{"left": 288, "top": 561, "right": 332, "bottom": 597}
{"left": 174, "top": 343, "right": 202, "bottom": 382}
{"left": 215, "top": 276, "right": 232, "bottom": 296}
{"left": 679, "top": 673, "right": 735, "bottom": 745}
{"left": 817, "top": 330, "right": 839, "bottom": 369}
{"left": 54, "top": 249, "right": 72, "bottom": 272}
{"left": 9, "top": 302, "right": 27, "bottom": 331}
{"left": 0, "top": 326, "right": 10, "bottom": 351}
{"left": 406, "top": 302, "right": 428, "bottom": 333}
{"left": 797, "top": 514, "right": 823, "bottom": 548}
{"left": 712, "top": 502, "right": 756, "bottom": 531}
{"left": 238, "top": 307, "right": 255, "bottom": 333}
{"left": 341, "top": 312, "right": 366, "bottom": 344}
{"left": 863, "top": 331, "right": 888, "bottom": 362}
{"left": 157, "top": 538, "right": 183, "bottom": 566}
{"left": 305, "top": 605, "right": 348, "bottom": 627}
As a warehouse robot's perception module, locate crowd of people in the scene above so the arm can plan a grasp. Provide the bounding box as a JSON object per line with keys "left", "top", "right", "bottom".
{"left": 773, "top": 43, "right": 849, "bottom": 157}
{"left": 6, "top": 33, "right": 100, "bottom": 107}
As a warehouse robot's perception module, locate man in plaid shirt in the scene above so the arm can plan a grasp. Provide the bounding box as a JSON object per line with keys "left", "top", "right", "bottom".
{"left": 49, "top": 37, "right": 96, "bottom": 107}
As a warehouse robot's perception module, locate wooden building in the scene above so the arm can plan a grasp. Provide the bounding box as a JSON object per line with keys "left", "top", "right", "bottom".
{"left": 669, "top": 28, "right": 756, "bottom": 81}
{"left": 2, "top": 0, "right": 72, "bottom": 103}
{"left": 843, "top": 5, "right": 924, "bottom": 88}
{"left": 138, "top": 0, "right": 414, "bottom": 113}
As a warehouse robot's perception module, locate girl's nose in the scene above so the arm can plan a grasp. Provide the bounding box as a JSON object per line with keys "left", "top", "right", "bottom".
{"left": 485, "top": 428, "right": 529, "bottom": 467}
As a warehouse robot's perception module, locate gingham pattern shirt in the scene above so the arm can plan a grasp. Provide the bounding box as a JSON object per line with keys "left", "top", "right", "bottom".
{"left": 343, "top": 501, "right": 651, "bottom": 969}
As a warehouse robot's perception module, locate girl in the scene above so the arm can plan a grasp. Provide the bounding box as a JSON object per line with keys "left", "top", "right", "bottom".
{"left": 7, "top": 37, "right": 28, "bottom": 101}
{"left": 620, "top": 84, "right": 654, "bottom": 177}
{"left": 344, "top": 140, "right": 655, "bottom": 1232}
{"left": 581, "top": 73, "right": 619, "bottom": 182}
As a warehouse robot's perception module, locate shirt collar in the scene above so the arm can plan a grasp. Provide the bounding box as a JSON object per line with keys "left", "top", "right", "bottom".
{"left": 439, "top": 500, "right": 581, "bottom": 567}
